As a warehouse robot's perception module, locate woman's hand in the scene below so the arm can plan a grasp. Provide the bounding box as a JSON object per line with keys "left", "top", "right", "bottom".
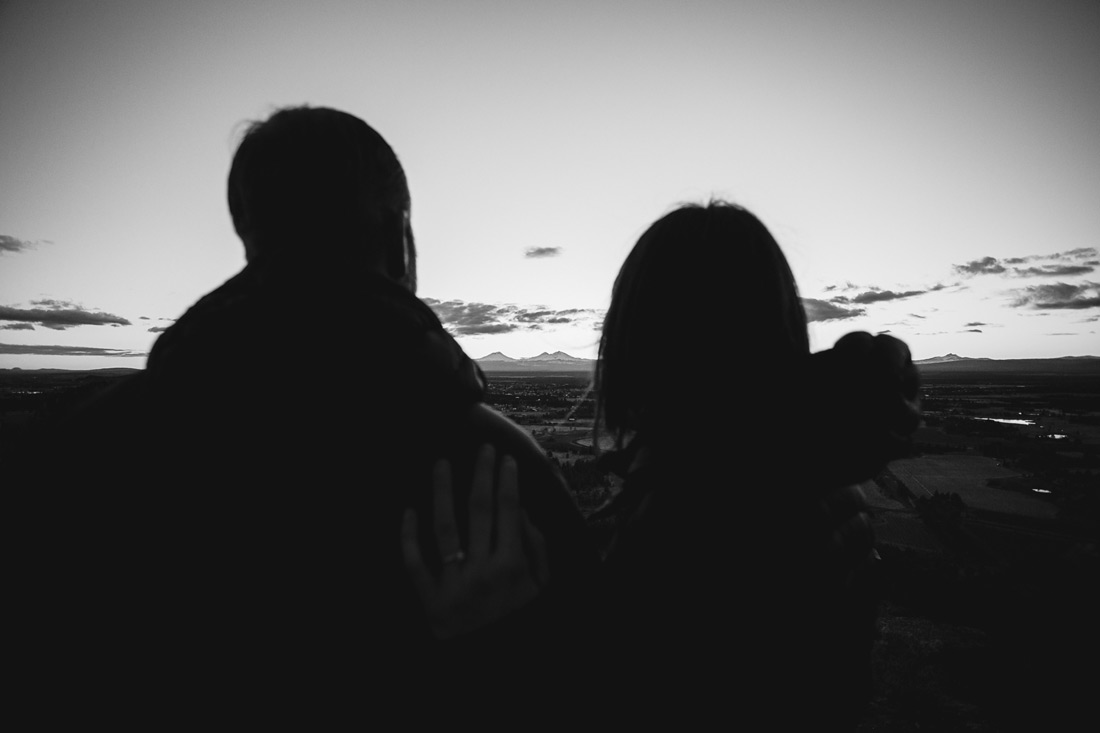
{"left": 402, "top": 444, "right": 549, "bottom": 640}
{"left": 834, "top": 331, "right": 922, "bottom": 445}
{"left": 810, "top": 331, "right": 923, "bottom": 486}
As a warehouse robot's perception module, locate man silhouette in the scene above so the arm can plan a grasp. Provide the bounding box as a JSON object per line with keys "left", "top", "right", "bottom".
{"left": 18, "top": 106, "right": 596, "bottom": 717}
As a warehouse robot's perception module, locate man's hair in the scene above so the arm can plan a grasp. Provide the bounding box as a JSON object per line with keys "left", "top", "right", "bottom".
{"left": 227, "top": 105, "right": 410, "bottom": 256}
{"left": 594, "top": 201, "right": 809, "bottom": 449}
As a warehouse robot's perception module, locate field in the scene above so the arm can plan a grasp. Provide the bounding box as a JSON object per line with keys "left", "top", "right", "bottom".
{"left": 888, "top": 454, "right": 1057, "bottom": 519}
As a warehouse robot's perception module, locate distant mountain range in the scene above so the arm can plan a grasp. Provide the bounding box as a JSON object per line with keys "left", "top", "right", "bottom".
{"left": 913, "top": 353, "right": 990, "bottom": 365}
{"left": 476, "top": 351, "right": 595, "bottom": 372}
{"left": 915, "top": 354, "right": 1099, "bottom": 375}
{"left": 472, "top": 351, "right": 1100, "bottom": 375}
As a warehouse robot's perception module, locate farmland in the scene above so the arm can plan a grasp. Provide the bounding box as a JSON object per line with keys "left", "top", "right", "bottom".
{"left": 888, "top": 454, "right": 1056, "bottom": 519}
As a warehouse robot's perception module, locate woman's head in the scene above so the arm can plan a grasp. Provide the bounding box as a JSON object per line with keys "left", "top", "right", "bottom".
{"left": 595, "top": 201, "right": 809, "bottom": 449}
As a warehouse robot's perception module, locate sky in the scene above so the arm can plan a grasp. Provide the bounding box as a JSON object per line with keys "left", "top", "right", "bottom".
{"left": 2, "top": 0, "right": 1098, "bottom": 370}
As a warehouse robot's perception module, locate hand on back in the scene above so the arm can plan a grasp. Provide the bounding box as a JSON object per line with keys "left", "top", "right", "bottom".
{"left": 402, "top": 444, "right": 549, "bottom": 639}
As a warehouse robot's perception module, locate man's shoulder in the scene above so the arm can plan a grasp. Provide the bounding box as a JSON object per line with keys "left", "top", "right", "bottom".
{"left": 459, "top": 403, "right": 545, "bottom": 459}
{"left": 443, "top": 403, "right": 593, "bottom": 543}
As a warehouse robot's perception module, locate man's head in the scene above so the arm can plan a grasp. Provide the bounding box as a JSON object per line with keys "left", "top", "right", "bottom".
{"left": 227, "top": 106, "right": 416, "bottom": 290}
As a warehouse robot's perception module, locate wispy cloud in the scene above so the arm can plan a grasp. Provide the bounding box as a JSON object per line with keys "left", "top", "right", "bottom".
{"left": 425, "top": 300, "right": 516, "bottom": 335}
{"left": 0, "top": 235, "right": 50, "bottom": 255}
{"left": 1011, "top": 282, "right": 1100, "bottom": 310}
{"left": 843, "top": 289, "right": 928, "bottom": 305}
{"left": 802, "top": 298, "right": 864, "bottom": 322}
{"left": 1013, "top": 265, "right": 1094, "bottom": 277}
{"left": 515, "top": 309, "right": 555, "bottom": 323}
{"left": 954, "top": 256, "right": 1007, "bottom": 276}
{"left": 0, "top": 300, "right": 132, "bottom": 330}
{"left": 423, "top": 297, "right": 603, "bottom": 336}
{"left": 0, "top": 343, "right": 145, "bottom": 357}
{"left": 954, "top": 248, "right": 1098, "bottom": 278}
{"left": 525, "top": 247, "right": 562, "bottom": 258}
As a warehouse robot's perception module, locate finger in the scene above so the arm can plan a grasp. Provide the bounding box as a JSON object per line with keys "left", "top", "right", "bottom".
{"left": 874, "top": 333, "right": 910, "bottom": 362}
{"left": 494, "top": 454, "right": 522, "bottom": 556}
{"left": 431, "top": 458, "right": 463, "bottom": 563}
{"left": 874, "top": 335, "right": 920, "bottom": 398}
{"left": 522, "top": 509, "right": 550, "bottom": 589}
{"left": 401, "top": 507, "right": 433, "bottom": 595}
{"left": 831, "top": 511, "right": 875, "bottom": 562}
{"left": 835, "top": 331, "right": 874, "bottom": 357}
{"left": 824, "top": 483, "right": 867, "bottom": 518}
{"left": 468, "top": 444, "right": 496, "bottom": 561}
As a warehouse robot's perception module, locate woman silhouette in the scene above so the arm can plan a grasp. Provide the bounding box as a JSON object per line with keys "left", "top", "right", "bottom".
{"left": 405, "top": 201, "right": 920, "bottom": 728}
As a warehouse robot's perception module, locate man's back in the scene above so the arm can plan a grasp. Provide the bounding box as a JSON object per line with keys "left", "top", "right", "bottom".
{"left": 16, "top": 251, "right": 597, "bottom": 715}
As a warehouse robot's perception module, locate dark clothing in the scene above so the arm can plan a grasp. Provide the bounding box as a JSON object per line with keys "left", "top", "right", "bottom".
{"left": 15, "top": 256, "right": 597, "bottom": 718}
{"left": 596, "top": 445, "right": 878, "bottom": 728}
{"left": 591, "top": 336, "right": 911, "bottom": 727}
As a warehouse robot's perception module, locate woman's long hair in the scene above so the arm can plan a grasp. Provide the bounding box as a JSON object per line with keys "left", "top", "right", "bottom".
{"left": 594, "top": 201, "right": 809, "bottom": 456}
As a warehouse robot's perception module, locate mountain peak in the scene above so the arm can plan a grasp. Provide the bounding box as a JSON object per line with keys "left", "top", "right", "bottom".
{"left": 527, "top": 351, "right": 582, "bottom": 361}
{"left": 917, "top": 353, "right": 966, "bottom": 364}
{"left": 915, "top": 353, "right": 993, "bottom": 364}
{"left": 474, "top": 350, "right": 593, "bottom": 371}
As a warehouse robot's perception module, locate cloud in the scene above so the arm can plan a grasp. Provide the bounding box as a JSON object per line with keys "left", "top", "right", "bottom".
{"left": 1013, "top": 265, "right": 1094, "bottom": 277}
{"left": 423, "top": 297, "right": 603, "bottom": 336}
{"left": 1011, "top": 282, "right": 1100, "bottom": 310}
{"left": 954, "top": 256, "right": 1006, "bottom": 276}
{"left": 148, "top": 326, "right": 169, "bottom": 333}
{"left": 0, "top": 301, "right": 132, "bottom": 330}
{"left": 515, "top": 309, "right": 555, "bottom": 323}
{"left": 0, "top": 343, "right": 145, "bottom": 357}
{"left": 848, "top": 289, "right": 927, "bottom": 304}
{"left": 954, "top": 248, "right": 1099, "bottom": 278}
{"left": 802, "top": 298, "right": 865, "bottom": 322}
{"left": 1055, "top": 247, "right": 1098, "bottom": 259}
{"left": 964, "top": 322, "right": 987, "bottom": 327}
{"left": 963, "top": 329, "right": 983, "bottom": 333}
{"left": 1, "top": 323, "right": 35, "bottom": 331}
{"left": 0, "top": 235, "right": 49, "bottom": 255}
{"left": 423, "top": 299, "right": 515, "bottom": 335}
{"left": 462, "top": 323, "right": 519, "bottom": 335}
{"left": 826, "top": 282, "right": 941, "bottom": 306}
{"left": 525, "top": 247, "right": 562, "bottom": 258}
